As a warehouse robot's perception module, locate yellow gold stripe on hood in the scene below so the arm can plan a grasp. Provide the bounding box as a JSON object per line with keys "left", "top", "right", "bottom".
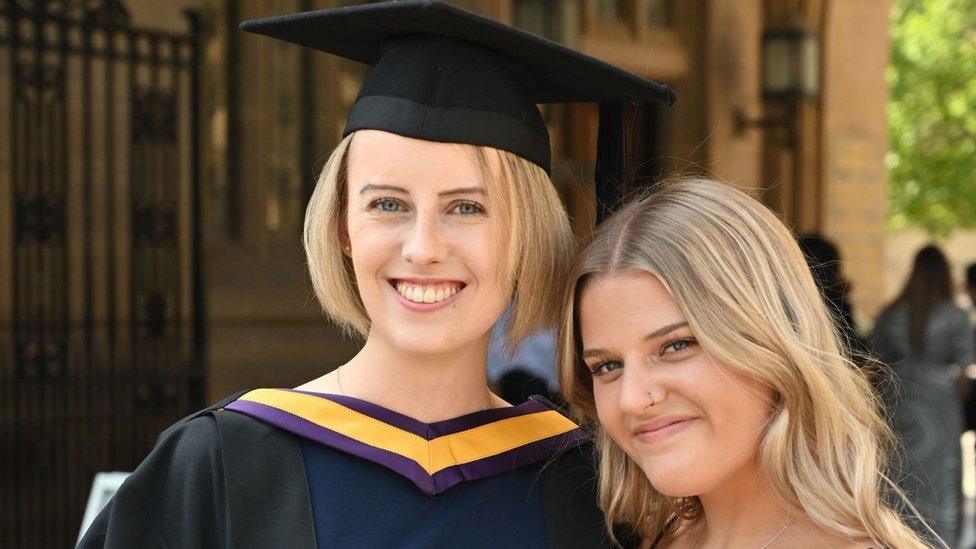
{"left": 237, "top": 388, "right": 578, "bottom": 475}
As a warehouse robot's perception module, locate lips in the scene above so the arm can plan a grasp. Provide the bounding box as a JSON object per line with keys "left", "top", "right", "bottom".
{"left": 632, "top": 416, "right": 697, "bottom": 442}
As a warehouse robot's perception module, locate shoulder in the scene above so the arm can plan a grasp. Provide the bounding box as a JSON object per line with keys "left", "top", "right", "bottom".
{"left": 80, "top": 392, "right": 313, "bottom": 548}
{"left": 871, "top": 304, "right": 901, "bottom": 328}
{"left": 535, "top": 441, "right": 627, "bottom": 548}
{"left": 542, "top": 439, "right": 597, "bottom": 473}
{"left": 124, "top": 390, "right": 303, "bottom": 500}
{"left": 786, "top": 516, "right": 878, "bottom": 548}
{"left": 77, "top": 393, "right": 245, "bottom": 548}
{"left": 151, "top": 391, "right": 304, "bottom": 472}
{"left": 148, "top": 392, "right": 251, "bottom": 463}
{"left": 137, "top": 396, "right": 231, "bottom": 477}
{"left": 924, "top": 301, "right": 972, "bottom": 337}
{"left": 941, "top": 302, "right": 971, "bottom": 323}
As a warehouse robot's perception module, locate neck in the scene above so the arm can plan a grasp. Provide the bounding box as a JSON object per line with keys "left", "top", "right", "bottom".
{"left": 339, "top": 332, "right": 496, "bottom": 423}
{"left": 694, "top": 460, "right": 793, "bottom": 547}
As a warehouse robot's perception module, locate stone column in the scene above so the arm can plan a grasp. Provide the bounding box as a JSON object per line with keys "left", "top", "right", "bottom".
{"left": 820, "top": 0, "right": 893, "bottom": 318}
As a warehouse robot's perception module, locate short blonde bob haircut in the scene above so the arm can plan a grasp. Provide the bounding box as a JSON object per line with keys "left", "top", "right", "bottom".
{"left": 559, "top": 178, "right": 934, "bottom": 548}
{"left": 303, "top": 132, "right": 575, "bottom": 350}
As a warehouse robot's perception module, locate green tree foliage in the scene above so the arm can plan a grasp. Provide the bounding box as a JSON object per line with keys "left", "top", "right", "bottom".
{"left": 887, "top": 0, "right": 976, "bottom": 238}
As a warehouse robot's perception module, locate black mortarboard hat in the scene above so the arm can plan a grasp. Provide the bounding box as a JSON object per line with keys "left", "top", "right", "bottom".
{"left": 241, "top": 0, "right": 676, "bottom": 220}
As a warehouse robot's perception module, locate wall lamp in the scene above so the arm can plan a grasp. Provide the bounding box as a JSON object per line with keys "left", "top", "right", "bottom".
{"left": 735, "top": 24, "right": 821, "bottom": 134}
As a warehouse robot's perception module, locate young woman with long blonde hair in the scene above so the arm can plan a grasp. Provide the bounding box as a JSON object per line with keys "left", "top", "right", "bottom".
{"left": 560, "top": 178, "right": 935, "bottom": 548}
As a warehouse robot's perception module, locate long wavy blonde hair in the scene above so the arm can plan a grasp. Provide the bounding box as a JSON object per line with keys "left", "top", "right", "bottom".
{"left": 559, "top": 178, "right": 935, "bottom": 548}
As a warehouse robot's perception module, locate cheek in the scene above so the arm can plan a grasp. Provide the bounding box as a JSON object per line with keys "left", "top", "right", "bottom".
{"left": 348, "top": 227, "right": 397, "bottom": 291}
{"left": 702, "top": 368, "right": 771, "bottom": 440}
{"left": 634, "top": 368, "right": 771, "bottom": 496}
{"left": 467, "top": 229, "right": 502, "bottom": 284}
{"left": 593, "top": 384, "right": 613, "bottom": 424}
{"left": 709, "top": 387, "right": 770, "bottom": 452}
{"left": 347, "top": 218, "right": 393, "bottom": 251}
{"left": 685, "top": 376, "right": 771, "bottom": 477}
{"left": 593, "top": 384, "right": 634, "bottom": 452}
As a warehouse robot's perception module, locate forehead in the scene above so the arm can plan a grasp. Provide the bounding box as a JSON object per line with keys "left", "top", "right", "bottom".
{"left": 579, "top": 270, "right": 687, "bottom": 341}
{"left": 346, "top": 130, "right": 489, "bottom": 191}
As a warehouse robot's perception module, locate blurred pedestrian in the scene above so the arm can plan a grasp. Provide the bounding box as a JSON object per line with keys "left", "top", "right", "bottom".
{"left": 967, "top": 263, "right": 976, "bottom": 313}
{"left": 964, "top": 263, "right": 976, "bottom": 464}
{"left": 798, "top": 234, "right": 868, "bottom": 361}
{"left": 488, "top": 308, "right": 560, "bottom": 405}
{"left": 870, "top": 245, "right": 976, "bottom": 546}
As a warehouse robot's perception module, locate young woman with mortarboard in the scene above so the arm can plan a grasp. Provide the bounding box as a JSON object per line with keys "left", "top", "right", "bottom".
{"left": 78, "top": 2, "right": 675, "bottom": 548}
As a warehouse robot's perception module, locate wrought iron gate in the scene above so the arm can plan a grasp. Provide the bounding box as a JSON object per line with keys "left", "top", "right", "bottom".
{"left": 0, "top": 1, "right": 205, "bottom": 546}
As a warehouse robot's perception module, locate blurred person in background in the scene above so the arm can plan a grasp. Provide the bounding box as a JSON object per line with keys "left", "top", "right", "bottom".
{"left": 488, "top": 308, "right": 560, "bottom": 405}
{"left": 967, "top": 262, "right": 976, "bottom": 320}
{"left": 964, "top": 263, "right": 976, "bottom": 488}
{"left": 798, "top": 234, "right": 869, "bottom": 362}
{"left": 870, "top": 245, "right": 976, "bottom": 547}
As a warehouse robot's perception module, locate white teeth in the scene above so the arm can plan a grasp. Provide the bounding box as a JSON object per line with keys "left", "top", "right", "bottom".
{"left": 394, "top": 281, "right": 461, "bottom": 304}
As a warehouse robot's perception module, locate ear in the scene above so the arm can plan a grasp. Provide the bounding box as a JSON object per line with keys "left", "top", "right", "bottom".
{"left": 338, "top": 133, "right": 355, "bottom": 258}
{"left": 339, "top": 216, "right": 352, "bottom": 258}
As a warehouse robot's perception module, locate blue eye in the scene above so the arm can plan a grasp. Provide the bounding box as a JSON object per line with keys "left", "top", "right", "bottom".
{"left": 661, "top": 338, "right": 696, "bottom": 355}
{"left": 452, "top": 201, "right": 485, "bottom": 215}
{"left": 372, "top": 198, "right": 403, "bottom": 212}
{"left": 589, "top": 360, "right": 623, "bottom": 377}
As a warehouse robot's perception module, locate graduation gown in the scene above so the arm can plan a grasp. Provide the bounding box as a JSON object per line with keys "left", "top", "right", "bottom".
{"left": 78, "top": 389, "right": 623, "bottom": 548}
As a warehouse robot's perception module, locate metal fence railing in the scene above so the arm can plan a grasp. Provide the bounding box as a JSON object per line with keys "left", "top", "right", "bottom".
{"left": 0, "top": 1, "right": 205, "bottom": 546}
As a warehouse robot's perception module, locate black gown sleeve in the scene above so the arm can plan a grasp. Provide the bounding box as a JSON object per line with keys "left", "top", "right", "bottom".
{"left": 76, "top": 412, "right": 227, "bottom": 549}
{"left": 538, "top": 442, "right": 638, "bottom": 549}
{"left": 77, "top": 392, "right": 317, "bottom": 549}
{"left": 75, "top": 393, "right": 253, "bottom": 549}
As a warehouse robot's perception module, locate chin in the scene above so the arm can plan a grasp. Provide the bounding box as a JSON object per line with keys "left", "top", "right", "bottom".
{"left": 637, "top": 452, "right": 714, "bottom": 498}
{"left": 387, "top": 325, "right": 468, "bottom": 356}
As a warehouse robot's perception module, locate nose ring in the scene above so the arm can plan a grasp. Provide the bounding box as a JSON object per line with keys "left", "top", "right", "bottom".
{"left": 645, "top": 390, "right": 656, "bottom": 408}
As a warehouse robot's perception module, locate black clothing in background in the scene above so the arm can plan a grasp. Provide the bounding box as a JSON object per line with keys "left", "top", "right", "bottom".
{"left": 798, "top": 234, "right": 869, "bottom": 361}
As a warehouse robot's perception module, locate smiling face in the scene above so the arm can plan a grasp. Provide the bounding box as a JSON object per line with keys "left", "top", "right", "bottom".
{"left": 343, "top": 130, "right": 512, "bottom": 357}
{"left": 578, "top": 270, "right": 773, "bottom": 498}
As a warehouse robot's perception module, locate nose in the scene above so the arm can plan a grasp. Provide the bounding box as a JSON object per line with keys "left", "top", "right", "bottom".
{"left": 617, "top": 362, "right": 664, "bottom": 415}
{"left": 401, "top": 210, "right": 448, "bottom": 266}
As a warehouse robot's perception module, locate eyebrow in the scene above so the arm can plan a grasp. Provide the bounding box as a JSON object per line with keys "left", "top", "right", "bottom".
{"left": 643, "top": 321, "right": 689, "bottom": 341}
{"left": 438, "top": 186, "right": 485, "bottom": 197}
{"left": 358, "top": 183, "right": 485, "bottom": 197}
{"left": 359, "top": 183, "right": 407, "bottom": 195}
{"left": 581, "top": 321, "right": 689, "bottom": 359}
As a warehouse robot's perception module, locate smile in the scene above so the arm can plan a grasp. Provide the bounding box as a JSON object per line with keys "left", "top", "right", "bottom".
{"left": 391, "top": 280, "right": 465, "bottom": 304}
{"left": 633, "top": 417, "right": 697, "bottom": 443}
